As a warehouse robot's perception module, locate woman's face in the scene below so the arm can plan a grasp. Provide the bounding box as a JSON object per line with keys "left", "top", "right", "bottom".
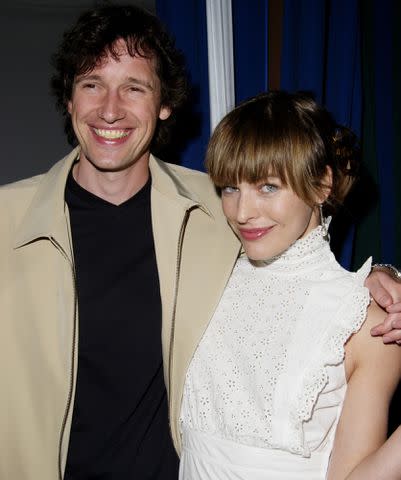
{"left": 221, "top": 176, "right": 320, "bottom": 261}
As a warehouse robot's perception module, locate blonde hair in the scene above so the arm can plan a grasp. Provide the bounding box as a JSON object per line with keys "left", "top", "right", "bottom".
{"left": 206, "top": 91, "right": 359, "bottom": 212}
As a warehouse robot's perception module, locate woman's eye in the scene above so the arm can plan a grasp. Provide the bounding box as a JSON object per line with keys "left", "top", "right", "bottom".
{"left": 221, "top": 186, "right": 238, "bottom": 194}
{"left": 261, "top": 184, "right": 278, "bottom": 193}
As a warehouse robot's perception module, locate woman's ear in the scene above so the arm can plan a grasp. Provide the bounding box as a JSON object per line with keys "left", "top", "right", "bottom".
{"left": 317, "top": 166, "right": 333, "bottom": 204}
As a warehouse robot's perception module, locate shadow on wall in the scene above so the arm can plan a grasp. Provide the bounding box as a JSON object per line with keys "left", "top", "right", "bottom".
{"left": 1, "top": 5, "right": 84, "bottom": 184}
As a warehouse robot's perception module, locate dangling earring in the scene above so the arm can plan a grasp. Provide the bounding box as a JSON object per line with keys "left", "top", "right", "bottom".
{"left": 319, "top": 204, "right": 329, "bottom": 241}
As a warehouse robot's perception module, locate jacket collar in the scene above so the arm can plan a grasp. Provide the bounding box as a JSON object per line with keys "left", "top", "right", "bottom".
{"left": 149, "top": 155, "right": 212, "bottom": 216}
{"left": 14, "top": 148, "right": 80, "bottom": 251}
{"left": 14, "top": 149, "right": 211, "bottom": 249}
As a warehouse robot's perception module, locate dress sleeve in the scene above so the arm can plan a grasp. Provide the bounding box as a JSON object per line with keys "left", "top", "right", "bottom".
{"left": 270, "top": 258, "right": 372, "bottom": 457}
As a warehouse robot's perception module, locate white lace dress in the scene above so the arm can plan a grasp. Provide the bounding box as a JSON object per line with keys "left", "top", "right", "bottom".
{"left": 179, "top": 225, "right": 371, "bottom": 479}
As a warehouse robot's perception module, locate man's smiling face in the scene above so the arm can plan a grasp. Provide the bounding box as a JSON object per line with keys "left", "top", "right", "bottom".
{"left": 68, "top": 40, "right": 171, "bottom": 174}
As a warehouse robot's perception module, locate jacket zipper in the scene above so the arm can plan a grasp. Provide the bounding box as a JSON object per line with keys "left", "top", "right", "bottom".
{"left": 52, "top": 204, "right": 195, "bottom": 472}
{"left": 168, "top": 207, "right": 193, "bottom": 448}
{"left": 48, "top": 237, "right": 77, "bottom": 480}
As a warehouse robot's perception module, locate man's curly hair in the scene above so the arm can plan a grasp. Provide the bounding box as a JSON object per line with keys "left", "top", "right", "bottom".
{"left": 51, "top": 4, "right": 189, "bottom": 152}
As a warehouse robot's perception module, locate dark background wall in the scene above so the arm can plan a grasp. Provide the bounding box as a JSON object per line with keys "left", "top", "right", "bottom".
{"left": 0, "top": 0, "right": 155, "bottom": 185}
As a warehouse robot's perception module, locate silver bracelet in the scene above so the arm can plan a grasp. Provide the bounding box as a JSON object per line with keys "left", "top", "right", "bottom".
{"left": 372, "top": 263, "right": 401, "bottom": 282}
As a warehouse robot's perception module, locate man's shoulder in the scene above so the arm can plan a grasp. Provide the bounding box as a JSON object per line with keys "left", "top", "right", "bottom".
{"left": 161, "top": 162, "right": 226, "bottom": 218}
{"left": 160, "top": 161, "right": 219, "bottom": 201}
{"left": 0, "top": 174, "right": 47, "bottom": 245}
{"left": 0, "top": 173, "right": 45, "bottom": 211}
{"left": 0, "top": 149, "right": 78, "bottom": 205}
{"left": 0, "top": 151, "right": 77, "bottom": 236}
{"left": 0, "top": 173, "right": 45, "bottom": 194}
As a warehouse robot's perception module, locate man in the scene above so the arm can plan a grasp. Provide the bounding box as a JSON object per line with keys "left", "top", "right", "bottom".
{"left": 1, "top": 5, "right": 400, "bottom": 480}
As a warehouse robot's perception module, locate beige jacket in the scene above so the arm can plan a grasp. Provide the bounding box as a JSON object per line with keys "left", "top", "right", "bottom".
{"left": 0, "top": 148, "right": 240, "bottom": 480}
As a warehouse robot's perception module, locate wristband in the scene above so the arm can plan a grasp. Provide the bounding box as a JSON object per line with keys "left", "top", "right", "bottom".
{"left": 372, "top": 263, "right": 401, "bottom": 282}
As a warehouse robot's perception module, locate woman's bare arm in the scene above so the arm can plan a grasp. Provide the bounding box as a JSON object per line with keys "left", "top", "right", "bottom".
{"left": 326, "top": 302, "right": 401, "bottom": 480}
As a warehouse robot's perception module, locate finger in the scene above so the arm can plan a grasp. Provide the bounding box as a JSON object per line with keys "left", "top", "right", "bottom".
{"left": 386, "top": 301, "right": 401, "bottom": 313}
{"left": 389, "top": 286, "right": 401, "bottom": 304}
{"left": 391, "top": 318, "right": 401, "bottom": 329}
{"left": 371, "top": 321, "right": 393, "bottom": 336}
{"left": 387, "top": 311, "right": 401, "bottom": 329}
{"left": 371, "top": 325, "right": 388, "bottom": 336}
{"left": 383, "top": 329, "right": 401, "bottom": 343}
{"left": 371, "top": 289, "right": 393, "bottom": 308}
{"left": 370, "top": 311, "right": 400, "bottom": 335}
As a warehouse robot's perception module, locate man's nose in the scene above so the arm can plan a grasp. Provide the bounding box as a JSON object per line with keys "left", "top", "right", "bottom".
{"left": 98, "top": 90, "right": 126, "bottom": 123}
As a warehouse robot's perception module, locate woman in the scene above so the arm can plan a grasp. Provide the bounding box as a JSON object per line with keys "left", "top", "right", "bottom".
{"left": 179, "top": 92, "right": 401, "bottom": 479}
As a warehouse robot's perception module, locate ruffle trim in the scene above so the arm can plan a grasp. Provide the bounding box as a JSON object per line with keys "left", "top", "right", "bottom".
{"left": 287, "top": 258, "right": 372, "bottom": 456}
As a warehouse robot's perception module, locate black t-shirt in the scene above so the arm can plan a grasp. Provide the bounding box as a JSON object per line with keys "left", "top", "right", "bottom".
{"left": 64, "top": 171, "right": 178, "bottom": 479}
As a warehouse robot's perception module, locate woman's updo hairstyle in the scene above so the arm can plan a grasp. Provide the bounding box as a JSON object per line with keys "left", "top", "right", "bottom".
{"left": 206, "top": 91, "right": 360, "bottom": 213}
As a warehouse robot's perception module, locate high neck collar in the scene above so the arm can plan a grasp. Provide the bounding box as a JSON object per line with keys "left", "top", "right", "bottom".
{"left": 247, "top": 219, "right": 333, "bottom": 272}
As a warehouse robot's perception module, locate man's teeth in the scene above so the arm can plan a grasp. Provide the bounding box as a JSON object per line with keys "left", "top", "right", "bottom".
{"left": 93, "top": 128, "right": 129, "bottom": 139}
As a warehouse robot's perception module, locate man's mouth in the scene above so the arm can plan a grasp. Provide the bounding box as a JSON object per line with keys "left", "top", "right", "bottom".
{"left": 93, "top": 128, "right": 130, "bottom": 140}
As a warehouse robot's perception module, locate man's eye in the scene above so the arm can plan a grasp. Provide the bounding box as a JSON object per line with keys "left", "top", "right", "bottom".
{"left": 221, "top": 186, "right": 238, "bottom": 194}
{"left": 129, "top": 86, "right": 144, "bottom": 93}
{"left": 82, "top": 83, "right": 96, "bottom": 89}
{"left": 261, "top": 184, "right": 278, "bottom": 193}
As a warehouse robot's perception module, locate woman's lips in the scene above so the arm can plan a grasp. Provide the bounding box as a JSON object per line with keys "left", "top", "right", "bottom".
{"left": 238, "top": 226, "right": 275, "bottom": 241}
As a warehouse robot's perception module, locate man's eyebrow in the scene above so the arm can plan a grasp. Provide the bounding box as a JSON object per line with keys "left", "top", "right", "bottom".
{"left": 74, "top": 74, "right": 154, "bottom": 91}
{"left": 74, "top": 74, "right": 102, "bottom": 84}
{"left": 126, "top": 76, "right": 155, "bottom": 90}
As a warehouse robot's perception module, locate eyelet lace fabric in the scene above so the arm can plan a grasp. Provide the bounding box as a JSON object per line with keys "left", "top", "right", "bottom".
{"left": 180, "top": 224, "right": 371, "bottom": 457}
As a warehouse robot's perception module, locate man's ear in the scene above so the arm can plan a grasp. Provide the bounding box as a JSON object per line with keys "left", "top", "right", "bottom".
{"left": 317, "top": 165, "right": 333, "bottom": 204}
{"left": 159, "top": 105, "right": 171, "bottom": 121}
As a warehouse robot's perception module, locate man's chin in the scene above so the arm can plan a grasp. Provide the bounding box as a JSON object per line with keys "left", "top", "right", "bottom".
{"left": 80, "top": 155, "right": 131, "bottom": 173}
